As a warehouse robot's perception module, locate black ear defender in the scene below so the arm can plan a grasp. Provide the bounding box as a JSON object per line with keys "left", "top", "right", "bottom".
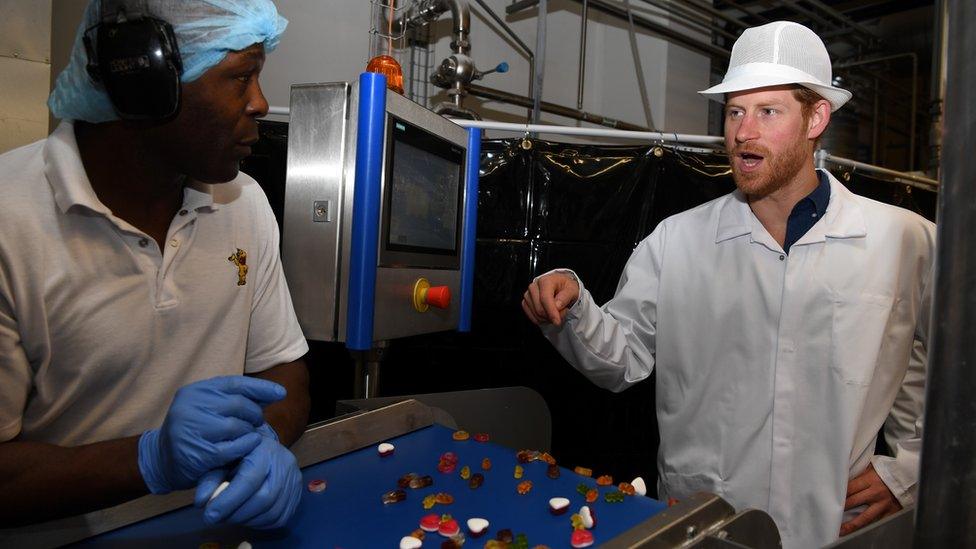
{"left": 82, "top": 0, "right": 183, "bottom": 120}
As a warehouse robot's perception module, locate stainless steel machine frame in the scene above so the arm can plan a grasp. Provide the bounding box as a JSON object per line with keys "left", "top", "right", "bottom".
{"left": 283, "top": 80, "right": 471, "bottom": 343}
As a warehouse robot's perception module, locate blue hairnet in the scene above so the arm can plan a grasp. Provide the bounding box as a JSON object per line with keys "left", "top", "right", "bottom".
{"left": 49, "top": 0, "right": 288, "bottom": 123}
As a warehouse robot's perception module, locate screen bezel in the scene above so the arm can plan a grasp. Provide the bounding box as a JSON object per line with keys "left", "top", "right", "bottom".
{"left": 378, "top": 115, "right": 466, "bottom": 269}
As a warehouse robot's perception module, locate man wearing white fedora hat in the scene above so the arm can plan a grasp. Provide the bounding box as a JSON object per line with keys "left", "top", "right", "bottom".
{"left": 523, "top": 21, "right": 934, "bottom": 548}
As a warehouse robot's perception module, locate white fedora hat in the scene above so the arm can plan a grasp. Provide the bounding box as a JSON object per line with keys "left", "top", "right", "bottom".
{"left": 699, "top": 21, "right": 852, "bottom": 112}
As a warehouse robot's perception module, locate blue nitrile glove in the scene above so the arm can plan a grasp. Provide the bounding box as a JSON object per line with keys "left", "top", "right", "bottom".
{"left": 137, "top": 376, "right": 287, "bottom": 494}
{"left": 195, "top": 422, "right": 302, "bottom": 529}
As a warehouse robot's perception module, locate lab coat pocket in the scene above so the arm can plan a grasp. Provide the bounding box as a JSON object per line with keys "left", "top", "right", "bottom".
{"left": 660, "top": 470, "right": 723, "bottom": 501}
{"left": 830, "top": 292, "right": 895, "bottom": 386}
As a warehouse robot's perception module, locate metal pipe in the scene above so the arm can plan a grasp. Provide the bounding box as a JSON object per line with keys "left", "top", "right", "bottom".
{"left": 577, "top": 0, "right": 588, "bottom": 110}
{"left": 531, "top": 0, "right": 547, "bottom": 124}
{"left": 513, "top": 0, "right": 731, "bottom": 62}
{"left": 677, "top": 0, "right": 751, "bottom": 31}
{"left": 929, "top": 0, "right": 948, "bottom": 177}
{"left": 468, "top": 84, "right": 649, "bottom": 130}
{"left": 914, "top": 2, "right": 976, "bottom": 546}
{"left": 398, "top": 0, "right": 470, "bottom": 54}
{"left": 818, "top": 152, "right": 938, "bottom": 192}
{"left": 638, "top": 0, "right": 739, "bottom": 42}
{"left": 468, "top": 0, "right": 535, "bottom": 113}
{"left": 834, "top": 53, "right": 919, "bottom": 171}
{"left": 624, "top": 0, "right": 655, "bottom": 130}
{"left": 804, "top": 0, "right": 881, "bottom": 41}
{"left": 451, "top": 119, "right": 725, "bottom": 145}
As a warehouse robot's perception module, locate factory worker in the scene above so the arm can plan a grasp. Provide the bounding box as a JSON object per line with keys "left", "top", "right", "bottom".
{"left": 0, "top": 0, "right": 309, "bottom": 530}
{"left": 522, "top": 21, "right": 932, "bottom": 549}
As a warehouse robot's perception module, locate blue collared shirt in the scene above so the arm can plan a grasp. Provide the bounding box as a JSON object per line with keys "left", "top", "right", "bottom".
{"left": 784, "top": 171, "right": 830, "bottom": 253}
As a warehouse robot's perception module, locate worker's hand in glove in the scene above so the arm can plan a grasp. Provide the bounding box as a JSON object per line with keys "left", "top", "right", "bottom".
{"left": 195, "top": 423, "right": 302, "bottom": 529}
{"left": 137, "top": 376, "right": 286, "bottom": 494}
{"left": 523, "top": 271, "right": 580, "bottom": 326}
{"left": 839, "top": 464, "right": 902, "bottom": 536}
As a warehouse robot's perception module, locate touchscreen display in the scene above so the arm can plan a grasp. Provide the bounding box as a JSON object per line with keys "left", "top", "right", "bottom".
{"left": 386, "top": 120, "right": 463, "bottom": 254}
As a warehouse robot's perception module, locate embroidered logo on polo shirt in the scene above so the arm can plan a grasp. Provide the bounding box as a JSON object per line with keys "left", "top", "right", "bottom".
{"left": 228, "top": 248, "right": 248, "bottom": 286}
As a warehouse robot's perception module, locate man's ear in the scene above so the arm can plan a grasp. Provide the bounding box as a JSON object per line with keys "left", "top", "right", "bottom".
{"left": 807, "top": 99, "right": 831, "bottom": 140}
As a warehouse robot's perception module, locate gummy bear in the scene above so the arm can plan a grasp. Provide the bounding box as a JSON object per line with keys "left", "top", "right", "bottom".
{"left": 381, "top": 489, "right": 407, "bottom": 504}
{"left": 482, "top": 458, "right": 492, "bottom": 471}
{"left": 469, "top": 473, "right": 484, "bottom": 489}
{"left": 460, "top": 466, "right": 471, "bottom": 480}
{"left": 595, "top": 475, "right": 613, "bottom": 486}
{"left": 574, "top": 466, "right": 593, "bottom": 477}
{"left": 514, "top": 465, "right": 524, "bottom": 479}
{"left": 409, "top": 475, "right": 434, "bottom": 489}
{"left": 516, "top": 480, "right": 533, "bottom": 495}
{"left": 585, "top": 489, "right": 598, "bottom": 503}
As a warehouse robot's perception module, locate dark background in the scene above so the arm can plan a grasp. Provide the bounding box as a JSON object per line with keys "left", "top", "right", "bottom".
{"left": 241, "top": 120, "right": 936, "bottom": 495}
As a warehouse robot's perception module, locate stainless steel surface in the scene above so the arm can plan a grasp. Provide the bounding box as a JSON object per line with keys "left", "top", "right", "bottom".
{"left": 700, "top": 509, "right": 780, "bottom": 549}
{"left": 284, "top": 81, "right": 469, "bottom": 344}
{"left": 339, "top": 386, "right": 553, "bottom": 451}
{"left": 825, "top": 506, "right": 913, "bottom": 549}
{"left": 602, "top": 493, "right": 735, "bottom": 548}
{"left": 282, "top": 83, "right": 351, "bottom": 341}
{"left": 531, "top": 0, "right": 547, "bottom": 125}
{"left": 0, "top": 401, "right": 435, "bottom": 549}
{"left": 372, "top": 266, "right": 462, "bottom": 340}
{"left": 914, "top": 1, "right": 976, "bottom": 546}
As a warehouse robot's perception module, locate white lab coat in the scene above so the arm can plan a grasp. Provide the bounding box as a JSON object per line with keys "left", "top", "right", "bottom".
{"left": 542, "top": 170, "right": 934, "bottom": 548}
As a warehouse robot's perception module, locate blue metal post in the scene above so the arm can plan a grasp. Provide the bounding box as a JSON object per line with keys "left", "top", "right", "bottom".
{"left": 346, "top": 73, "right": 387, "bottom": 350}
{"left": 458, "top": 128, "right": 481, "bottom": 332}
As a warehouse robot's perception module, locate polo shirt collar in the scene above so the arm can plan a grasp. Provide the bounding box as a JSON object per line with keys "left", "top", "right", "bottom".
{"left": 44, "top": 120, "right": 219, "bottom": 215}
{"left": 715, "top": 168, "right": 867, "bottom": 244}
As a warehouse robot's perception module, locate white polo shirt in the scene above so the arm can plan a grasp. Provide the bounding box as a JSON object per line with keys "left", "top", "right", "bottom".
{"left": 0, "top": 121, "right": 309, "bottom": 446}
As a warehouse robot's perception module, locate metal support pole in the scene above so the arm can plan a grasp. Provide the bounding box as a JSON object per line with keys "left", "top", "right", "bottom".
{"left": 623, "top": 0, "right": 655, "bottom": 130}
{"left": 929, "top": 0, "right": 948, "bottom": 177}
{"left": 915, "top": 1, "right": 976, "bottom": 547}
{"left": 577, "top": 0, "right": 588, "bottom": 110}
{"left": 531, "top": 0, "right": 547, "bottom": 124}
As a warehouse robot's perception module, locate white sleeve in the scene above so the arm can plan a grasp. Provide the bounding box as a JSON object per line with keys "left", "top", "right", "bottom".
{"left": 871, "top": 261, "right": 931, "bottom": 507}
{"left": 0, "top": 262, "right": 31, "bottom": 442}
{"left": 540, "top": 224, "right": 665, "bottom": 393}
{"left": 243, "top": 194, "right": 309, "bottom": 373}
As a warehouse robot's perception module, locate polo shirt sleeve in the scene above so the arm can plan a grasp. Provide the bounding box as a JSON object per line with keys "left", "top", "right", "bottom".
{"left": 0, "top": 265, "right": 30, "bottom": 442}
{"left": 243, "top": 195, "right": 309, "bottom": 374}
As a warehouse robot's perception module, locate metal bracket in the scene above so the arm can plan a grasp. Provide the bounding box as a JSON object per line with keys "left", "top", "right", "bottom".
{"left": 313, "top": 200, "right": 332, "bottom": 222}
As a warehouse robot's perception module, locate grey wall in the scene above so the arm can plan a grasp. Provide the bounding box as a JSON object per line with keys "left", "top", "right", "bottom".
{"left": 47, "top": 0, "right": 713, "bottom": 142}
{"left": 0, "top": 0, "right": 53, "bottom": 153}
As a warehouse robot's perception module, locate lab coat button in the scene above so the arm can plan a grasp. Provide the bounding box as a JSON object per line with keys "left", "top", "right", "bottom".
{"left": 138, "top": 238, "right": 149, "bottom": 248}
{"left": 779, "top": 255, "right": 785, "bottom": 261}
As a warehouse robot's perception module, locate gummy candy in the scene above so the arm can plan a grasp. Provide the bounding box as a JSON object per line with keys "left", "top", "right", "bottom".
{"left": 423, "top": 494, "right": 438, "bottom": 509}
{"left": 382, "top": 489, "right": 407, "bottom": 504}
{"left": 570, "top": 529, "right": 595, "bottom": 548}
{"left": 576, "top": 483, "right": 590, "bottom": 496}
{"left": 398, "top": 473, "right": 419, "bottom": 488}
{"left": 469, "top": 473, "right": 484, "bottom": 489}
{"left": 570, "top": 513, "right": 584, "bottom": 530}
{"left": 547, "top": 464, "right": 561, "bottom": 479}
{"left": 516, "top": 480, "right": 533, "bottom": 495}
{"left": 460, "top": 466, "right": 471, "bottom": 480}
{"left": 514, "top": 465, "right": 524, "bottom": 479}
{"left": 574, "top": 466, "right": 593, "bottom": 477}
{"left": 434, "top": 492, "right": 454, "bottom": 504}
{"left": 540, "top": 452, "right": 556, "bottom": 465}
{"left": 409, "top": 475, "right": 434, "bottom": 489}
{"left": 452, "top": 430, "right": 470, "bottom": 441}
{"left": 617, "top": 482, "right": 636, "bottom": 495}
{"left": 514, "top": 533, "right": 529, "bottom": 549}
{"left": 481, "top": 458, "right": 492, "bottom": 470}
{"left": 496, "top": 529, "right": 514, "bottom": 543}
{"left": 307, "top": 479, "right": 327, "bottom": 493}
{"left": 604, "top": 491, "right": 625, "bottom": 503}
{"left": 585, "top": 489, "right": 598, "bottom": 503}
{"left": 474, "top": 433, "right": 489, "bottom": 442}
{"left": 595, "top": 475, "right": 613, "bottom": 486}
{"left": 516, "top": 450, "right": 540, "bottom": 463}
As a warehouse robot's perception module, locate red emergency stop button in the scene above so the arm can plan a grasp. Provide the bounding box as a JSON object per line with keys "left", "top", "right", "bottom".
{"left": 426, "top": 286, "right": 451, "bottom": 309}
